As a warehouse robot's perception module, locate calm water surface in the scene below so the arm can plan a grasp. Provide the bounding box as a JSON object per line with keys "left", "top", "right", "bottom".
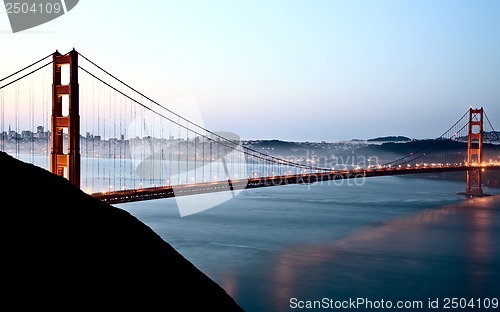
{"left": 117, "top": 176, "right": 500, "bottom": 311}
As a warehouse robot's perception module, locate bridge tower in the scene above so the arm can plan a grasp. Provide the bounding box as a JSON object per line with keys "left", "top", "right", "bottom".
{"left": 458, "top": 107, "right": 490, "bottom": 197}
{"left": 50, "top": 49, "right": 80, "bottom": 189}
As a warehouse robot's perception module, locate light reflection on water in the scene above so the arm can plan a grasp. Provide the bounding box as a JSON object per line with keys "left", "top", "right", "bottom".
{"left": 118, "top": 177, "right": 500, "bottom": 312}
{"left": 266, "top": 197, "right": 499, "bottom": 311}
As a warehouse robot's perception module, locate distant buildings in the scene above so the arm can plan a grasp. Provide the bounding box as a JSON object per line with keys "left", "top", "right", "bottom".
{"left": 2, "top": 125, "right": 49, "bottom": 141}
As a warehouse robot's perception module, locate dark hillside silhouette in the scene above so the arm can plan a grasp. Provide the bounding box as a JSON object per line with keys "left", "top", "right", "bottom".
{"left": 1, "top": 151, "right": 243, "bottom": 310}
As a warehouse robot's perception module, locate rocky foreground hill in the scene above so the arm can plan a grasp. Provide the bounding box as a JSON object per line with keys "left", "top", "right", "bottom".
{"left": 1, "top": 151, "right": 244, "bottom": 310}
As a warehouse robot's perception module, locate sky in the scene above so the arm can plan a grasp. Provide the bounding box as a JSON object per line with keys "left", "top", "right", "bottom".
{"left": 1, "top": 0, "right": 500, "bottom": 142}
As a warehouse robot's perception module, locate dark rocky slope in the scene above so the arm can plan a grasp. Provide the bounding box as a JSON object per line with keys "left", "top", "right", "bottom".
{"left": 1, "top": 151, "right": 243, "bottom": 310}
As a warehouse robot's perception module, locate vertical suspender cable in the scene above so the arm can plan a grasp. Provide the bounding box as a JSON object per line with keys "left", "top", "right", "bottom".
{"left": 1, "top": 89, "right": 3, "bottom": 151}
{"left": 168, "top": 110, "right": 172, "bottom": 186}
{"left": 15, "top": 81, "right": 19, "bottom": 158}
{"left": 177, "top": 115, "right": 180, "bottom": 185}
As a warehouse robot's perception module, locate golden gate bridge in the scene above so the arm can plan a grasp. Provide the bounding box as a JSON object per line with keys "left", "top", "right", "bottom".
{"left": 1, "top": 49, "right": 500, "bottom": 204}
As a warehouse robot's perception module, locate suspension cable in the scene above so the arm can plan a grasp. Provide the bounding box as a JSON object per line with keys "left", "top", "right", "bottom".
{"left": 0, "top": 52, "right": 53, "bottom": 84}
{"left": 77, "top": 52, "right": 329, "bottom": 172}
{"left": 382, "top": 110, "right": 470, "bottom": 166}
{"left": 0, "top": 60, "right": 54, "bottom": 91}
{"left": 484, "top": 111, "right": 500, "bottom": 158}
{"left": 78, "top": 64, "right": 327, "bottom": 172}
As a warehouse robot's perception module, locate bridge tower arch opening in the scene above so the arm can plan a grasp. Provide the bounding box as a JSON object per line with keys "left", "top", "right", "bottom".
{"left": 50, "top": 49, "right": 80, "bottom": 189}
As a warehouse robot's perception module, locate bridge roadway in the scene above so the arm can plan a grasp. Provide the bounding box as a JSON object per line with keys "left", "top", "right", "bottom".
{"left": 92, "top": 164, "right": 500, "bottom": 204}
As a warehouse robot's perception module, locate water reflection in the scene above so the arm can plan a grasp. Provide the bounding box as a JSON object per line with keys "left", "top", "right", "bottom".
{"left": 219, "top": 267, "right": 238, "bottom": 302}
{"left": 271, "top": 196, "right": 499, "bottom": 310}
{"left": 466, "top": 198, "right": 493, "bottom": 295}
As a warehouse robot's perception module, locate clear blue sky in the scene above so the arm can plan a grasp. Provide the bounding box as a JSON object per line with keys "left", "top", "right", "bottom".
{"left": 1, "top": 0, "right": 500, "bottom": 142}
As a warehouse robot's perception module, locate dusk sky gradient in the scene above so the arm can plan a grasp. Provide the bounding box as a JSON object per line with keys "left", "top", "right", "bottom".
{"left": 1, "top": 0, "right": 499, "bottom": 142}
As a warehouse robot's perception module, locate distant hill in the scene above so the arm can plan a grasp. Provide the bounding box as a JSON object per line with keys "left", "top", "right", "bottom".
{"left": 246, "top": 139, "right": 301, "bottom": 148}
{"left": 478, "top": 131, "right": 500, "bottom": 142}
{"left": 485, "top": 131, "right": 500, "bottom": 141}
{"left": 1, "top": 151, "right": 243, "bottom": 310}
{"left": 376, "top": 139, "right": 466, "bottom": 153}
{"left": 449, "top": 131, "right": 500, "bottom": 143}
{"left": 367, "top": 136, "right": 411, "bottom": 142}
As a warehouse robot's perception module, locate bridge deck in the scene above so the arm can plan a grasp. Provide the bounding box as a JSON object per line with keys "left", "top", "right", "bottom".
{"left": 92, "top": 165, "right": 500, "bottom": 205}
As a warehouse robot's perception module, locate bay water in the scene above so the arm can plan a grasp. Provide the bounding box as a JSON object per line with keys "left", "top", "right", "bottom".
{"left": 118, "top": 175, "right": 500, "bottom": 311}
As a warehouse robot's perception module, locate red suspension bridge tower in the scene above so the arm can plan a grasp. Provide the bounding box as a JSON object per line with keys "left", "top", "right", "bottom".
{"left": 50, "top": 49, "right": 80, "bottom": 189}
{"left": 457, "top": 107, "right": 491, "bottom": 197}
